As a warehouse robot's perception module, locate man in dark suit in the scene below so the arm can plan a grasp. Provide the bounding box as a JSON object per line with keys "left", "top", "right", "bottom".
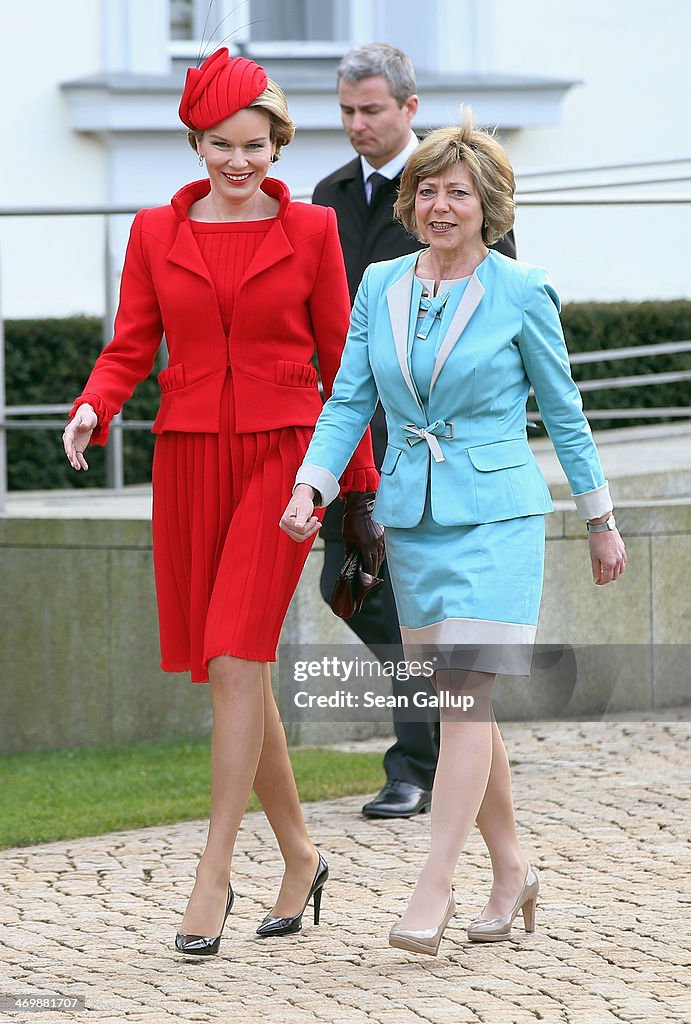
{"left": 312, "top": 43, "right": 516, "bottom": 819}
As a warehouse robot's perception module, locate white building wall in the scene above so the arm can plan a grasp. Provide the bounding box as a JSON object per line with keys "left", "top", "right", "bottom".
{"left": 0, "top": 1, "right": 106, "bottom": 318}
{"left": 1, "top": 0, "right": 689, "bottom": 317}
{"left": 492, "top": 0, "right": 691, "bottom": 300}
{"left": 101, "top": 0, "right": 170, "bottom": 74}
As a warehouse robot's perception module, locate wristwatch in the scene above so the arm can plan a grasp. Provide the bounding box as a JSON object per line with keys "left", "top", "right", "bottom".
{"left": 586, "top": 514, "right": 616, "bottom": 533}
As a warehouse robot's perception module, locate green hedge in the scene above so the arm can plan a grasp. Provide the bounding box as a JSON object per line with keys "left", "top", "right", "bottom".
{"left": 4, "top": 317, "right": 159, "bottom": 491}
{"left": 545, "top": 299, "right": 691, "bottom": 432}
{"left": 3, "top": 301, "right": 691, "bottom": 490}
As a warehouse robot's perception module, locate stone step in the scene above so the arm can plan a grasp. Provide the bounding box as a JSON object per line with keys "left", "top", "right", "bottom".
{"left": 533, "top": 420, "right": 691, "bottom": 502}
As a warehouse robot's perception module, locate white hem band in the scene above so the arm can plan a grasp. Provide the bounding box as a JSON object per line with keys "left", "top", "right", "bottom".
{"left": 294, "top": 464, "right": 340, "bottom": 507}
{"left": 573, "top": 481, "right": 612, "bottom": 520}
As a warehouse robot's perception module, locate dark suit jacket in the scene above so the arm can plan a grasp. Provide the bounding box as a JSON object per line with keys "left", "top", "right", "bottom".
{"left": 312, "top": 157, "right": 424, "bottom": 305}
{"left": 312, "top": 155, "right": 516, "bottom": 537}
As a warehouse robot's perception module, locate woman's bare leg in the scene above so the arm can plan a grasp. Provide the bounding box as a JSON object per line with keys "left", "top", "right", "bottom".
{"left": 179, "top": 655, "right": 264, "bottom": 936}
{"left": 473, "top": 716, "right": 530, "bottom": 918}
{"left": 251, "top": 664, "right": 319, "bottom": 917}
{"left": 394, "top": 670, "right": 495, "bottom": 931}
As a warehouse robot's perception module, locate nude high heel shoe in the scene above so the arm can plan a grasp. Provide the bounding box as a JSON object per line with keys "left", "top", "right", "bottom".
{"left": 466, "top": 865, "right": 539, "bottom": 942}
{"left": 388, "top": 891, "right": 456, "bottom": 956}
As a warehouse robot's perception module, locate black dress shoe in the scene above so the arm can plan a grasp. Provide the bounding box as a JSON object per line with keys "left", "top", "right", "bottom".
{"left": 362, "top": 780, "right": 432, "bottom": 819}
{"left": 256, "top": 852, "right": 329, "bottom": 937}
{"left": 175, "top": 883, "right": 234, "bottom": 956}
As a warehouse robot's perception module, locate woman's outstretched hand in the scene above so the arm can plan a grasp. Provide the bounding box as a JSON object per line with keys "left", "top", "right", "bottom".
{"left": 279, "top": 484, "right": 322, "bottom": 541}
{"left": 589, "top": 528, "right": 627, "bottom": 585}
{"left": 62, "top": 404, "right": 97, "bottom": 471}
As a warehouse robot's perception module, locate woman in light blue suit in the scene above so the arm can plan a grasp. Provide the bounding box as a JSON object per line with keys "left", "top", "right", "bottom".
{"left": 281, "top": 115, "right": 627, "bottom": 956}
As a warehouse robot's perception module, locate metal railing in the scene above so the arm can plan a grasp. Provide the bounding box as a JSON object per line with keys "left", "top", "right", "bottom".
{"left": 0, "top": 206, "right": 140, "bottom": 505}
{"left": 526, "top": 340, "right": 691, "bottom": 425}
{"left": 2, "top": 165, "right": 691, "bottom": 514}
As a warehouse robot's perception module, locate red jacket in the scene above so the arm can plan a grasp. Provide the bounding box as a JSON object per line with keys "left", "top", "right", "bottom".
{"left": 71, "top": 176, "right": 377, "bottom": 491}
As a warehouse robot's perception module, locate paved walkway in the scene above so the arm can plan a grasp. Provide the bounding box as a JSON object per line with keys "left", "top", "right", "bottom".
{"left": 1, "top": 719, "right": 689, "bottom": 1024}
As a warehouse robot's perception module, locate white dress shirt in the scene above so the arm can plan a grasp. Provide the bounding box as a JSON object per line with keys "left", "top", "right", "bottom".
{"left": 360, "top": 132, "right": 420, "bottom": 203}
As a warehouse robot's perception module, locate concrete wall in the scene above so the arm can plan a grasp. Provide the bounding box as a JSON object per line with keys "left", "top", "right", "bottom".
{"left": 0, "top": 519, "right": 211, "bottom": 754}
{"left": 1, "top": 500, "right": 689, "bottom": 754}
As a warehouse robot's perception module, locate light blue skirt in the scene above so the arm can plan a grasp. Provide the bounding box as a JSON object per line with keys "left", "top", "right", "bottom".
{"left": 384, "top": 502, "right": 546, "bottom": 676}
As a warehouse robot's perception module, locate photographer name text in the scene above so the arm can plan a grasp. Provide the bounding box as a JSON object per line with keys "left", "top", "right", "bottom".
{"left": 293, "top": 690, "right": 475, "bottom": 710}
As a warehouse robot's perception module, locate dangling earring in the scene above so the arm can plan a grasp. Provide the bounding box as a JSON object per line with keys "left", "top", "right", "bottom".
{"left": 198, "top": 154, "right": 204, "bottom": 167}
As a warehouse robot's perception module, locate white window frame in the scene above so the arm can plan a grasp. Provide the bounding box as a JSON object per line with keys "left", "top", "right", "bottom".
{"left": 169, "top": 0, "right": 251, "bottom": 58}
{"left": 168, "top": 0, "right": 352, "bottom": 59}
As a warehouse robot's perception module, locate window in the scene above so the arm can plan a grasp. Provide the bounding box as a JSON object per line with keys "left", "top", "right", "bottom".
{"left": 250, "top": 0, "right": 339, "bottom": 42}
{"left": 170, "top": 0, "right": 349, "bottom": 45}
{"left": 170, "top": 0, "right": 196, "bottom": 40}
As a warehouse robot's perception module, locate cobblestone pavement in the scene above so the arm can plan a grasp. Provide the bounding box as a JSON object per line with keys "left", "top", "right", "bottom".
{"left": 1, "top": 720, "right": 689, "bottom": 1024}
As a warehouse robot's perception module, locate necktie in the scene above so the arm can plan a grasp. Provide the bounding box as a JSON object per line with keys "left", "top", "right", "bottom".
{"left": 367, "top": 171, "right": 387, "bottom": 204}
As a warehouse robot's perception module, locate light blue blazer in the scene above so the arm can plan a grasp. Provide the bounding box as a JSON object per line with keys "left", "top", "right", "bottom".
{"left": 297, "top": 250, "right": 612, "bottom": 528}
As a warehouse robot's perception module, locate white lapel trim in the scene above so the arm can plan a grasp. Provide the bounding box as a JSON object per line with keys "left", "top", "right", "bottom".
{"left": 429, "top": 271, "right": 485, "bottom": 396}
{"left": 386, "top": 265, "right": 423, "bottom": 410}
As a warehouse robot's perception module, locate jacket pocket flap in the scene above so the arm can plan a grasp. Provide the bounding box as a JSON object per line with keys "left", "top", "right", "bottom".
{"left": 275, "top": 359, "right": 319, "bottom": 388}
{"left": 466, "top": 438, "right": 530, "bottom": 471}
{"left": 157, "top": 363, "right": 186, "bottom": 392}
{"left": 380, "top": 445, "right": 402, "bottom": 475}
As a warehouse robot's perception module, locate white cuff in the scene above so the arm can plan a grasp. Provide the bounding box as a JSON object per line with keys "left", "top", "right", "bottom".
{"left": 294, "top": 464, "right": 340, "bottom": 507}
{"left": 573, "top": 481, "right": 613, "bottom": 520}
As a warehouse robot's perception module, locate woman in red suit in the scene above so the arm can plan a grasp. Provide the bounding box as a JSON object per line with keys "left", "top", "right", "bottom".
{"left": 62, "top": 48, "right": 381, "bottom": 956}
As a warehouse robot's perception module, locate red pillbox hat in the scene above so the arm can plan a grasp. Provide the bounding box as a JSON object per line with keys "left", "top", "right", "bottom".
{"left": 178, "top": 47, "right": 268, "bottom": 130}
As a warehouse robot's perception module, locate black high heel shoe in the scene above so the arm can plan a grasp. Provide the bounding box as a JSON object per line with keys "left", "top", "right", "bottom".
{"left": 256, "top": 853, "right": 328, "bottom": 937}
{"left": 175, "top": 883, "right": 234, "bottom": 956}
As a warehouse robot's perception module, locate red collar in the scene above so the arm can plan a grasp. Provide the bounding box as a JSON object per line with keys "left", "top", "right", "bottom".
{"left": 170, "top": 176, "right": 291, "bottom": 222}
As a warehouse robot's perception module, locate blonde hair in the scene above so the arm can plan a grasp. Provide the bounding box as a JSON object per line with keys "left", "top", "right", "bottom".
{"left": 186, "top": 78, "right": 295, "bottom": 161}
{"left": 248, "top": 78, "right": 295, "bottom": 159}
{"left": 394, "top": 110, "right": 515, "bottom": 245}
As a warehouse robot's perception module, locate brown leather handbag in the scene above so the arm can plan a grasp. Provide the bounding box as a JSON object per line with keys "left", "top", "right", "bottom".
{"left": 330, "top": 550, "right": 383, "bottom": 619}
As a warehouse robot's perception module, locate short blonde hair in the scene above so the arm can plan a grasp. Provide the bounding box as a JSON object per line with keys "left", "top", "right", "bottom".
{"left": 248, "top": 78, "right": 295, "bottom": 159}
{"left": 186, "top": 77, "right": 295, "bottom": 161}
{"left": 394, "top": 111, "right": 515, "bottom": 245}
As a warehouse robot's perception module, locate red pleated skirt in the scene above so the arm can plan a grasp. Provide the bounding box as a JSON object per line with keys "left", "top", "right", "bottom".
{"left": 151, "top": 371, "right": 321, "bottom": 683}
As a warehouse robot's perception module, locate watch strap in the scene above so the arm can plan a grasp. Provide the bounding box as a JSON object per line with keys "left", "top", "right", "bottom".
{"left": 586, "top": 514, "right": 616, "bottom": 533}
